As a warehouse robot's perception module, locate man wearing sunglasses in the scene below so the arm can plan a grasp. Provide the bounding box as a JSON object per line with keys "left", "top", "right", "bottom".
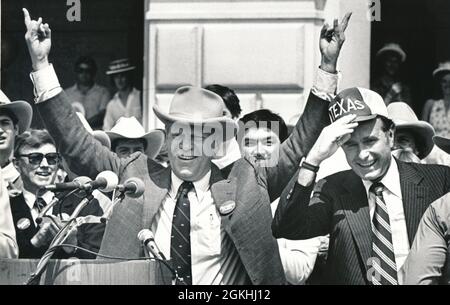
{"left": 10, "top": 129, "right": 105, "bottom": 258}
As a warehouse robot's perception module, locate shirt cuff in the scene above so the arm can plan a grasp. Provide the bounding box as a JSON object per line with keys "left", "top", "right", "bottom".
{"left": 311, "top": 68, "right": 340, "bottom": 102}
{"left": 29, "top": 64, "right": 63, "bottom": 103}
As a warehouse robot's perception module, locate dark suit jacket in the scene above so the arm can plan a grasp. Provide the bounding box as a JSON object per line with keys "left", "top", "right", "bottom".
{"left": 272, "top": 160, "right": 450, "bottom": 285}
{"left": 37, "top": 88, "right": 329, "bottom": 284}
{"left": 9, "top": 192, "right": 105, "bottom": 259}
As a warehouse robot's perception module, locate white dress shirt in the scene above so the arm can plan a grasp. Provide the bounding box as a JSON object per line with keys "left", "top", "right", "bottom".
{"left": 362, "top": 157, "right": 410, "bottom": 283}
{"left": 22, "top": 189, "right": 55, "bottom": 226}
{"left": 151, "top": 171, "right": 247, "bottom": 285}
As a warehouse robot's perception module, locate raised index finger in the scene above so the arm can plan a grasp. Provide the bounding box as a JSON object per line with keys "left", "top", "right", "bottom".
{"left": 23, "top": 8, "right": 31, "bottom": 27}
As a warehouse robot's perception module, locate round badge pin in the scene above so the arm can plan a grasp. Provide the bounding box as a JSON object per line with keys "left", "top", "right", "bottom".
{"left": 17, "top": 218, "right": 31, "bottom": 230}
{"left": 218, "top": 200, "right": 236, "bottom": 216}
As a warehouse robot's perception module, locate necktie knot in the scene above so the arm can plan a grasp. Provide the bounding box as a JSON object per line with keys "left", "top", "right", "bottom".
{"left": 178, "top": 181, "right": 194, "bottom": 198}
{"left": 370, "top": 182, "right": 385, "bottom": 197}
{"left": 34, "top": 197, "right": 47, "bottom": 211}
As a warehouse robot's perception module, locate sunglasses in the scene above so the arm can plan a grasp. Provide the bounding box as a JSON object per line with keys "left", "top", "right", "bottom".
{"left": 18, "top": 153, "right": 60, "bottom": 166}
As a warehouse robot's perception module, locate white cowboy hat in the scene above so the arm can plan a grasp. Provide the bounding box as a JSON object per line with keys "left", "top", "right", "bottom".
{"left": 106, "top": 58, "right": 136, "bottom": 75}
{"left": 376, "top": 43, "right": 407, "bottom": 62}
{"left": 153, "top": 86, "right": 238, "bottom": 141}
{"left": 75, "top": 112, "right": 111, "bottom": 149}
{"left": 432, "top": 61, "right": 450, "bottom": 78}
{"left": 106, "top": 116, "right": 165, "bottom": 159}
{"left": 0, "top": 90, "right": 32, "bottom": 134}
{"left": 433, "top": 136, "right": 450, "bottom": 154}
{"left": 387, "top": 102, "right": 435, "bottom": 159}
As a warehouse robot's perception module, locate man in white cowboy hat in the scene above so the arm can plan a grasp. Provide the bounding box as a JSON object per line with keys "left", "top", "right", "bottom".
{"left": 0, "top": 89, "right": 32, "bottom": 258}
{"left": 387, "top": 102, "right": 435, "bottom": 163}
{"left": 23, "top": 8, "right": 350, "bottom": 284}
{"left": 371, "top": 43, "right": 412, "bottom": 106}
{"left": 273, "top": 87, "right": 450, "bottom": 285}
{"left": 106, "top": 116, "right": 164, "bottom": 159}
{"left": 103, "top": 58, "right": 142, "bottom": 131}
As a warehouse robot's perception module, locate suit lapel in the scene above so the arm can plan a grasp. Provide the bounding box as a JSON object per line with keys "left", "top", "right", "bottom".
{"left": 340, "top": 173, "right": 373, "bottom": 273}
{"left": 142, "top": 166, "right": 171, "bottom": 230}
{"left": 397, "top": 161, "right": 428, "bottom": 244}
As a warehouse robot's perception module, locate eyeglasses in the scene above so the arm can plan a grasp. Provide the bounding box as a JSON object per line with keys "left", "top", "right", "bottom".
{"left": 18, "top": 153, "right": 60, "bottom": 166}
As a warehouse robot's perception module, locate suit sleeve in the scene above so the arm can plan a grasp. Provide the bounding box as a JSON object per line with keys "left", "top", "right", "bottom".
{"left": 0, "top": 167, "right": 18, "bottom": 258}
{"left": 272, "top": 172, "right": 334, "bottom": 240}
{"left": 401, "top": 193, "right": 450, "bottom": 285}
{"left": 30, "top": 65, "right": 124, "bottom": 179}
{"left": 262, "top": 68, "right": 336, "bottom": 202}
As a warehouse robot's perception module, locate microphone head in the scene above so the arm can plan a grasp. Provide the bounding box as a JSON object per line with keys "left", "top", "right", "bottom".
{"left": 137, "top": 229, "right": 154, "bottom": 243}
{"left": 96, "top": 171, "right": 118, "bottom": 192}
{"left": 124, "top": 177, "right": 145, "bottom": 198}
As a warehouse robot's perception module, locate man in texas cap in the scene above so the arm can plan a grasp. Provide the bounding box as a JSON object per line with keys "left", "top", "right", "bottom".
{"left": 0, "top": 89, "right": 32, "bottom": 258}
{"left": 273, "top": 87, "right": 450, "bottom": 285}
{"left": 23, "top": 8, "right": 350, "bottom": 284}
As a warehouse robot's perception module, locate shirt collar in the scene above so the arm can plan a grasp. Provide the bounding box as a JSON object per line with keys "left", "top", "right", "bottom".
{"left": 362, "top": 156, "right": 402, "bottom": 199}
{"left": 22, "top": 188, "right": 54, "bottom": 210}
{"left": 1, "top": 162, "right": 21, "bottom": 184}
{"left": 170, "top": 170, "right": 211, "bottom": 202}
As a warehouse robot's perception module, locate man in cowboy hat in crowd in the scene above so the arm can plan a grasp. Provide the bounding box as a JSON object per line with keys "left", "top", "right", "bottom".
{"left": 371, "top": 43, "right": 412, "bottom": 106}
{"left": 23, "top": 8, "right": 350, "bottom": 284}
{"left": 387, "top": 102, "right": 435, "bottom": 163}
{"left": 273, "top": 87, "right": 450, "bottom": 285}
{"left": 106, "top": 116, "right": 164, "bottom": 159}
{"left": 103, "top": 58, "right": 142, "bottom": 131}
{"left": 401, "top": 135, "right": 450, "bottom": 285}
{"left": 0, "top": 89, "right": 33, "bottom": 258}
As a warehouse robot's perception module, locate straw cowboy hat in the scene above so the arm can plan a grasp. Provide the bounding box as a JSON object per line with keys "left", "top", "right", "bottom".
{"left": 106, "top": 116, "right": 165, "bottom": 159}
{"left": 387, "top": 102, "right": 435, "bottom": 159}
{"left": 153, "top": 86, "right": 239, "bottom": 141}
{"left": 432, "top": 61, "right": 450, "bottom": 79}
{"left": 0, "top": 90, "right": 32, "bottom": 134}
{"left": 376, "top": 43, "right": 407, "bottom": 62}
{"left": 106, "top": 58, "right": 136, "bottom": 75}
{"left": 433, "top": 136, "right": 450, "bottom": 154}
{"left": 75, "top": 112, "right": 111, "bottom": 149}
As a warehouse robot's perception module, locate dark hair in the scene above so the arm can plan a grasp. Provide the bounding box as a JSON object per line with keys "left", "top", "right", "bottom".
{"left": 74, "top": 56, "right": 98, "bottom": 75}
{"left": 379, "top": 116, "right": 395, "bottom": 132}
{"left": 205, "top": 84, "right": 242, "bottom": 119}
{"left": 0, "top": 108, "right": 18, "bottom": 126}
{"left": 239, "top": 109, "right": 288, "bottom": 142}
{"left": 14, "top": 129, "right": 56, "bottom": 157}
{"left": 111, "top": 138, "right": 147, "bottom": 152}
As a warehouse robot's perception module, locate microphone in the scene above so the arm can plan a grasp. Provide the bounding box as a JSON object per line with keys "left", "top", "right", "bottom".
{"left": 41, "top": 176, "right": 92, "bottom": 192}
{"left": 80, "top": 171, "right": 118, "bottom": 192}
{"left": 137, "top": 229, "right": 166, "bottom": 260}
{"left": 36, "top": 176, "right": 92, "bottom": 225}
{"left": 116, "top": 177, "right": 145, "bottom": 198}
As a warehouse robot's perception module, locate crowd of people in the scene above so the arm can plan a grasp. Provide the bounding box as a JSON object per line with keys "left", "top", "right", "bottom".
{"left": 0, "top": 8, "right": 449, "bottom": 285}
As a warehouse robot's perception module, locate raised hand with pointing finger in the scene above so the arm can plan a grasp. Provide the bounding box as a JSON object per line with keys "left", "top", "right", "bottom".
{"left": 23, "top": 8, "right": 51, "bottom": 71}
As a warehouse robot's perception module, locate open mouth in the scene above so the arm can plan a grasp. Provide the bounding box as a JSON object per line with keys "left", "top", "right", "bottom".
{"left": 36, "top": 172, "right": 51, "bottom": 177}
{"left": 0, "top": 136, "right": 7, "bottom": 142}
{"left": 178, "top": 155, "right": 196, "bottom": 161}
{"left": 357, "top": 160, "right": 376, "bottom": 168}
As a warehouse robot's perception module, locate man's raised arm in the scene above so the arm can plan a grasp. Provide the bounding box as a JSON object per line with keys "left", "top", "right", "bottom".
{"left": 23, "top": 8, "right": 122, "bottom": 178}
{"left": 264, "top": 13, "right": 352, "bottom": 202}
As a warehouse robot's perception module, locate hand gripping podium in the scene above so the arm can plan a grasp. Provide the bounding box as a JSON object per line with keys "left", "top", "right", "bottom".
{"left": 0, "top": 259, "right": 173, "bottom": 285}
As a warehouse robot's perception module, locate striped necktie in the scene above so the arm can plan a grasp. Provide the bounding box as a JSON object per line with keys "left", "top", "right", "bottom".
{"left": 171, "top": 181, "right": 194, "bottom": 285}
{"left": 34, "top": 197, "right": 47, "bottom": 212}
{"left": 370, "top": 182, "right": 398, "bottom": 285}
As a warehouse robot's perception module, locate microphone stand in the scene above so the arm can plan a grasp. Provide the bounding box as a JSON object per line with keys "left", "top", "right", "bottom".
{"left": 26, "top": 191, "right": 94, "bottom": 285}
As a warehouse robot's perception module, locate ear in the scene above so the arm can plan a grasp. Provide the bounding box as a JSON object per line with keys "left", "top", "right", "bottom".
{"left": 12, "top": 158, "right": 20, "bottom": 171}
{"left": 388, "top": 126, "right": 395, "bottom": 148}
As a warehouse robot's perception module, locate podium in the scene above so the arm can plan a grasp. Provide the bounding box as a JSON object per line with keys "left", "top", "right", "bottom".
{"left": 0, "top": 259, "right": 173, "bottom": 285}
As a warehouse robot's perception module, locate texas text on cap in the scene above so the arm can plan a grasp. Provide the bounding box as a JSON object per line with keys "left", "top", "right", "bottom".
{"left": 328, "top": 87, "right": 390, "bottom": 123}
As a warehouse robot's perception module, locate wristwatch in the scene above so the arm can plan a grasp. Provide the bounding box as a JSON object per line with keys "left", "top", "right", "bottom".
{"left": 300, "top": 158, "right": 320, "bottom": 173}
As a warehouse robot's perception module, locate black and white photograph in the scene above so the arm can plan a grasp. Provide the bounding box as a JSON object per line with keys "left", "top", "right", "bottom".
{"left": 0, "top": 0, "right": 449, "bottom": 294}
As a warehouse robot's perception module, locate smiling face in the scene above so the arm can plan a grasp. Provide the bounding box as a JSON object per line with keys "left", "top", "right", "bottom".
{"left": 342, "top": 118, "right": 394, "bottom": 181}
{"left": 240, "top": 127, "right": 280, "bottom": 167}
{"left": 0, "top": 114, "right": 18, "bottom": 159}
{"left": 166, "top": 124, "right": 214, "bottom": 182}
{"left": 15, "top": 143, "right": 59, "bottom": 193}
{"left": 393, "top": 129, "right": 419, "bottom": 156}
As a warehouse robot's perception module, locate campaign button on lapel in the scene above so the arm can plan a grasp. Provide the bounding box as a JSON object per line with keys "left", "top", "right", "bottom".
{"left": 219, "top": 200, "right": 236, "bottom": 216}
{"left": 17, "top": 218, "right": 31, "bottom": 230}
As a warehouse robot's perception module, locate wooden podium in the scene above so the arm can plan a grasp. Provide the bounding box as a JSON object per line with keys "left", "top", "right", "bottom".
{"left": 0, "top": 259, "right": 173, "bottom": 285}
